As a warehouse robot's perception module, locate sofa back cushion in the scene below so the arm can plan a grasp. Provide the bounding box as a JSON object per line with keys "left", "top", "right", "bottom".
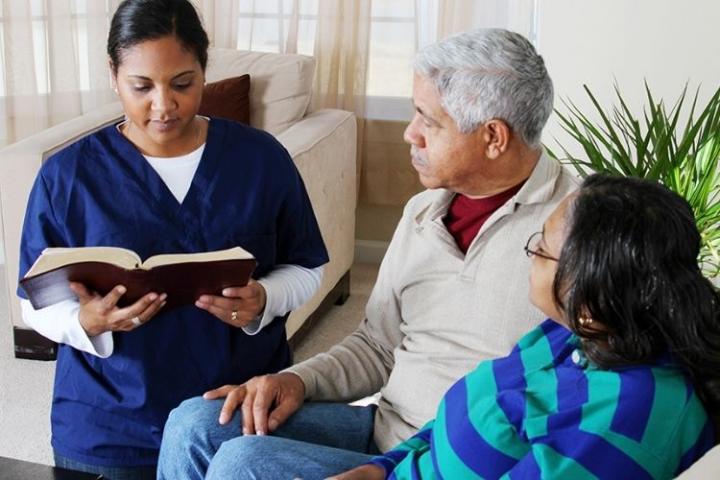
{"left": 199, "top": 74, "right": 251, "bottom": 125}
{"left": 205, "top": 48, "right": 315, "bottom": 135}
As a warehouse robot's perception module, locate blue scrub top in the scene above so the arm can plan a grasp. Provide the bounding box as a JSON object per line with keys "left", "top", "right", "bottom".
{"left": 18, "top": 118, "right": 329, "bottom": 466}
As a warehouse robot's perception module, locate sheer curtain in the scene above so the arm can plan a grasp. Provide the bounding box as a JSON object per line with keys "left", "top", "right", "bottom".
{"left": 312, "top": 0, "right": 370, "bottom": 186}
{"left": 437, "top": 0, "right": 537, "bottom": 40}
{"left": 0, "top": 0, "right": 118, "bottom": 147}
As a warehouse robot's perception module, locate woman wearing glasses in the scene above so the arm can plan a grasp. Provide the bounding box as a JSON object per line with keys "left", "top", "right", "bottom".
{"left": 330, "top": 174, "right": 719, "bottom": 479}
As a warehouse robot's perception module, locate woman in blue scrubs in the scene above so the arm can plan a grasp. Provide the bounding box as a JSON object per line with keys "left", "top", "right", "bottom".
{"left": 17, "top": 0, "right": 328, "bottom": 478}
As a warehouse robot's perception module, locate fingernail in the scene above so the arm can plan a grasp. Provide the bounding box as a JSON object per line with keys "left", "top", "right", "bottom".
{"left": 219, "top": 413, "right": 228, "bottom": 424}
{"left": 117, "top": 286, "right": 127, "bottom": 294}
{"left": 148, "top": 293, "right": 158, "bottom": 301}
{"left": 160, "top": 293, "right": 167, "bottom": 301}
{"left": 268, "top": 420, "right": 278, "bottom": 431}
{"left": 256, "top": 430, "right": 265, "bottom": 436}
{"left": 159, "top": 301, "right": 167, "bottom": 309}
{"left": 242, "top": 428, "right": 250, "bottom": 435}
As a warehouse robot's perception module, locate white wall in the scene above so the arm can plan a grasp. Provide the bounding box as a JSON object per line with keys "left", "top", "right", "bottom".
{"left": 537, "top": 0, "right": 720, "bottom": 153}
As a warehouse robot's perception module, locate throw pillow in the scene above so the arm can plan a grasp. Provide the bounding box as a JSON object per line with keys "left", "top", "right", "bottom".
{"left": 198, "top": 74, "right": 251, "bottom": 125}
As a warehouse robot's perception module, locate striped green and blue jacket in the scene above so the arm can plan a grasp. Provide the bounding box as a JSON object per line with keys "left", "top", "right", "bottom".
{"left": 370, "top": 319, "right": 714, "bottom": 479}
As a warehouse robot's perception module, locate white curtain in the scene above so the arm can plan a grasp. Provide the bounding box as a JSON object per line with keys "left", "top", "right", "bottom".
{"left": 195, "top": 0, "right": 371, "bottom": 113}
{"left": 437, "top": 0, "right": 537, "bottom": 41}
{"left": 0, "top": 0, "right": 118, "bottom": 147}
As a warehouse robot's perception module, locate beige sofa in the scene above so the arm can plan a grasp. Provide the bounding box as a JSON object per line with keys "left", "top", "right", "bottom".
{"left": 678, "top": 445, "right": 720, "bottom": 478}
{"left": 0, "top": 48, "right": 357, "bottom": 353}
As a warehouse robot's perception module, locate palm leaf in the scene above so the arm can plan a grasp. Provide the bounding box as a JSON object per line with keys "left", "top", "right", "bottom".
{"left": 547, "top": 83, "right": 720, "bottom": 279}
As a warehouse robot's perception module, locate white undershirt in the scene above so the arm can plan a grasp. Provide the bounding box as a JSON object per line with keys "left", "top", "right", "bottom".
{"left": 143, "top": 145, "right": 204, "bottom": 203}
{"left": 20, "top": 144, "right": 325, "bottom": 357}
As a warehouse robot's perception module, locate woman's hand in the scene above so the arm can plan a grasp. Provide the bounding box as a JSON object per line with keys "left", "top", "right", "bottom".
{"left": 71, "top": 282, "right": 167, "bottom": 337}
{"left": 195, "top": 279, "right": 267, "bottom": 328}
{"left": 325, "top": 464, "right": 385, "bottom": 480}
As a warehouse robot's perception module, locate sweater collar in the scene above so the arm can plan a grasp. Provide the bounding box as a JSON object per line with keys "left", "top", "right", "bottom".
{"left": 414, "top": 152, "right": 564, "bottom": 225}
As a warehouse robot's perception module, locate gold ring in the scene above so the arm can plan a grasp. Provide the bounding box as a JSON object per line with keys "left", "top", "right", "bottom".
{"left": 131, "top": 316, "right": 142, "bottom": 327}
{"left": 230, "top": 310, "right": 238, "bottom": 322}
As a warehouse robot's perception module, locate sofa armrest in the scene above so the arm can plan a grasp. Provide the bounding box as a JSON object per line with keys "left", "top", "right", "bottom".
{"left": 0, "top": 103, "right": 123, "bottom": 332}
{"left": 675, "top": 445, "right": 720, "bottom": 479}
{"left": 276, "top": 109, "right": 358, "bottom": 338}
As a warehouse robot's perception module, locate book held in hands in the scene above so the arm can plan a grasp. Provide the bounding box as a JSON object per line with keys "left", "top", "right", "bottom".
{"left": 20, "top": 246, "right": 257, "bottom": 310}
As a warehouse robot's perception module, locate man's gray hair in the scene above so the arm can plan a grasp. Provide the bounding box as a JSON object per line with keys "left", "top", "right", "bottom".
{"left": 414, "top": 28, "right": 553, "bottom": 148}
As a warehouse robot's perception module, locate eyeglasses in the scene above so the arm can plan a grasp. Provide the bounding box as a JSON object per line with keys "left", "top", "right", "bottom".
{"left": 524, "top": 231, "right": 559, "bottom": 262}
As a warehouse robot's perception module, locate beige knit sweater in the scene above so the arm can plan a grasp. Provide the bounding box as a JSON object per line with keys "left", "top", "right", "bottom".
{"left": 286, "top": 154, "right": 580, "bottom": 452}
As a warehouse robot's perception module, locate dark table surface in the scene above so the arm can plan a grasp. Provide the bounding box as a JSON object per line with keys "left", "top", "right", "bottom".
{"left": 0, "top": 456, "right": 103, "bottom": 479}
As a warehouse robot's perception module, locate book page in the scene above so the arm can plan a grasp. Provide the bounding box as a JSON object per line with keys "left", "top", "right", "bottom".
{"left": 25, "top": 247, "right": 142, "bottom": 277}
{"left": 141, "top": 246, "right": 254, "bottom": 269}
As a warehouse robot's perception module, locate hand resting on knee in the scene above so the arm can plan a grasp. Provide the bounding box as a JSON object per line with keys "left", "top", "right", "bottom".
{"left": 203, "top": 372, "right": 306, "bottom": 435}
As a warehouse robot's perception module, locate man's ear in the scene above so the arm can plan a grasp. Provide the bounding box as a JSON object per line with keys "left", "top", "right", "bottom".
{"left": 483, "top": 119, "right": 511, "bottom": 159}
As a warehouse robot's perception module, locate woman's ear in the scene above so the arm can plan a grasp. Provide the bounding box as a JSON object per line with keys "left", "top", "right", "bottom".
{"left": 108, "top": 59, "right": 118, "bottom": 94}
{"left": 483, "top": 119, "right": 511, "bottom": 159}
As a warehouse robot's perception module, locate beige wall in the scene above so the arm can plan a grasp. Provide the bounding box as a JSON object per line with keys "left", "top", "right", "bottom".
{"left": 360, "top": 119, "right": 421, "bottom": 207}
{"left": 356, "top": 202, "right": 405, "bottom": 242}
{"left": 538, "top": 0, "right": 720, "bottom": 156}
{"left": 357, "top": 118, "right": 421, "bottom": 244}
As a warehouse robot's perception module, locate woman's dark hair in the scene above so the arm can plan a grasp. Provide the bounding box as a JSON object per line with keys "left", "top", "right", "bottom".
{"left": 108, "top": 0, "right": 209, "bottom": 73}
{"left": 553, "top": 174, "right": 720, "bottom": 418}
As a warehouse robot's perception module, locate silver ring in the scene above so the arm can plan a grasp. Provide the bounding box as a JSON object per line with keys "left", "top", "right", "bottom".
{"left": 230, "top": 310, "right": 239, "bottom": 322}
{"left": 131, "top": 316, "right": 142, "bottom": 327}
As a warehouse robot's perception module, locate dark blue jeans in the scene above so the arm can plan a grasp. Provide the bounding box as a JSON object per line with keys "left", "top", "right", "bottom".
{"left": 53, "top": 453, "right": 156, "bottom": 480}
{"left": 157, "top": 396, "right": 379, "bottom": 479}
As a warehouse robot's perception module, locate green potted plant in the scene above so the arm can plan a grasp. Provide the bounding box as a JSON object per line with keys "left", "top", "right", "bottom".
{"left": 547, "top": 84, "right": 720, "bottom": 280}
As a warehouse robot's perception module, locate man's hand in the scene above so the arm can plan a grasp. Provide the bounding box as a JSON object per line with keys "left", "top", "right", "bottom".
{"left": 195, "top": 279, "right": 266, "bottom": 327}
{"left": 203, "top": 372, "right": 306, "bottom": 435}
{"left": 72, "top": 282, "right": 167, "bottom": 337}
{"left": 325, "top": 464, "right": 385, "bottom": 480}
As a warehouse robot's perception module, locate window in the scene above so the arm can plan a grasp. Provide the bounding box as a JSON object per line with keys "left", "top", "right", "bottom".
{"left": 233, "top": 0, "right": 430, "bottom": 120}
{"left": 236, "top": 0, "right": 318, "bottom": 55}
{"left": 232, "top": 0, "right": 536, "bottom": 121}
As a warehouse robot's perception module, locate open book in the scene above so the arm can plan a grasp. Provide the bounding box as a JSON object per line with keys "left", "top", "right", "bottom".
{"left": 20, "top": 246, "right": 257, "bottom": 310}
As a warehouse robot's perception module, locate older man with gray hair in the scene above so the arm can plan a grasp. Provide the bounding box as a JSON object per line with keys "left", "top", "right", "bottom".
{"left": 157, "top": 28, "right": 578, "bottom": 480}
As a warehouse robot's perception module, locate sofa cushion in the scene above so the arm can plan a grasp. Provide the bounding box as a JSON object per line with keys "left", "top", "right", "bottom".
{"left": 199, "top": 74, "right": 251, "bottom": 125}
{"left": 205, "top": 48, "right": 315, "bottom": 135}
